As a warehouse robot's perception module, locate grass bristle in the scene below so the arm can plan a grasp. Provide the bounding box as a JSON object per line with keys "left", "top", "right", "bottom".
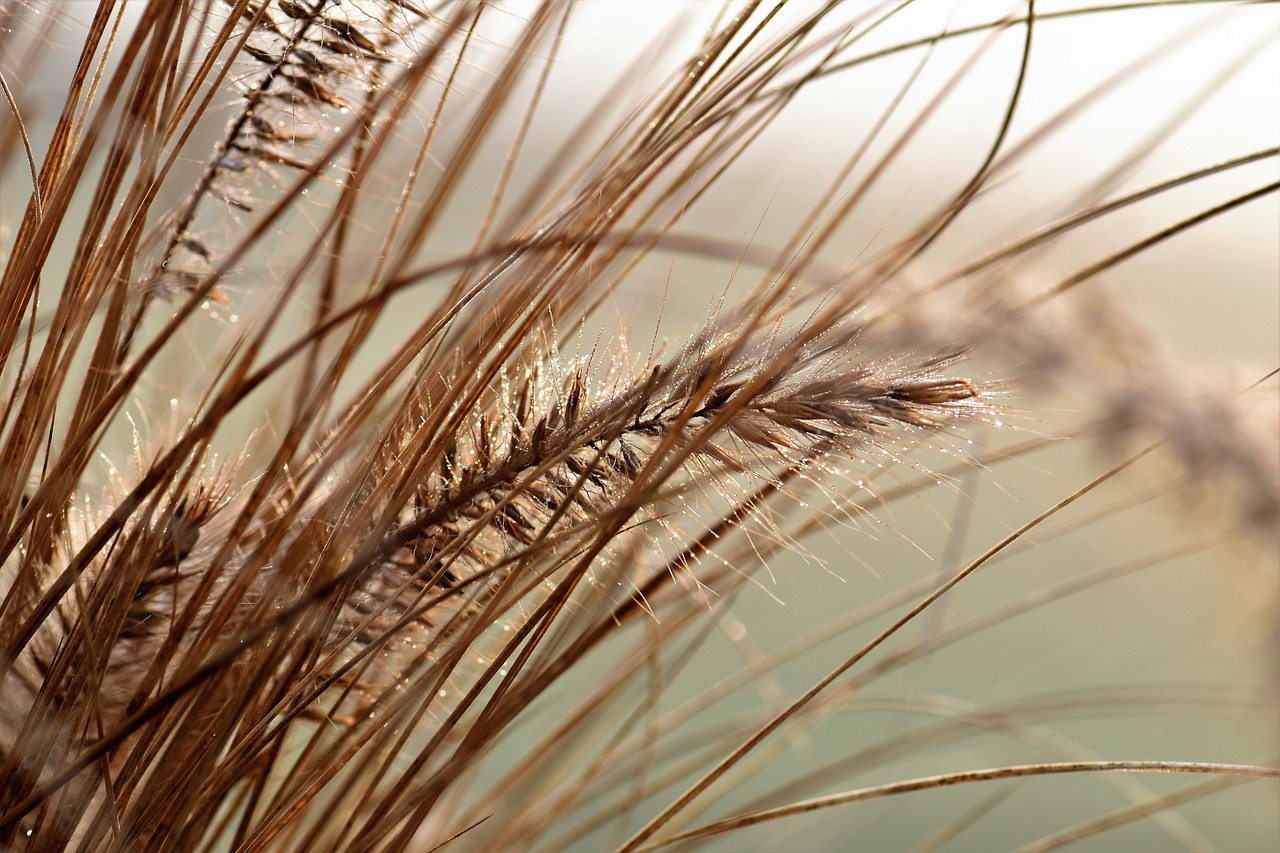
{"left": 0, "top": 1, "right": 1275, "bottom": 850}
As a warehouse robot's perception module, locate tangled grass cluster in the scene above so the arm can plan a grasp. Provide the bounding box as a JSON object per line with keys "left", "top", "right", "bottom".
{"left": 0, "top": 1, "right": 1275, "bottom": 850}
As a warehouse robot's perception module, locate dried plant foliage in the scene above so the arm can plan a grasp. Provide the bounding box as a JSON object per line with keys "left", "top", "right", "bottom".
{"left": 0, "top": 1, "right": 1275, "bottom": 851}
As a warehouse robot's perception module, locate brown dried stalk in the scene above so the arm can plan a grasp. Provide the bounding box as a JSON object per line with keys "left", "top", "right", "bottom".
{"left": 0, "top": 1, "right": 1275, "bottom": 851}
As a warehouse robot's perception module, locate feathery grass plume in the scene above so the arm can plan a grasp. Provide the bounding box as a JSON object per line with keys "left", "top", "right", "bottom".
{"left": 0, "top": 0, "right": 1276, "bottom": 850}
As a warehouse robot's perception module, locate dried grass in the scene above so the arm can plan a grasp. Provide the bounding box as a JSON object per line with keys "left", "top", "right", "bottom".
{"left": 0, "top": 1, "right": 1276, "bottom": 850}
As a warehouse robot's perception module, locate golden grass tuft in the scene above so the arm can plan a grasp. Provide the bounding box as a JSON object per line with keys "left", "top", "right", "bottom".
{"left": 0, "top": 1, "right": 1276, "bottom": 850}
